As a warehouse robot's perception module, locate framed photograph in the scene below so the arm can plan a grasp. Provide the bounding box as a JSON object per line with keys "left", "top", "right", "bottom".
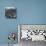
{"left": 18, "top": 24, "right": 46, "bottom": 41}
{"left": 5, "top": 7, "right": 16, "bottom": 19}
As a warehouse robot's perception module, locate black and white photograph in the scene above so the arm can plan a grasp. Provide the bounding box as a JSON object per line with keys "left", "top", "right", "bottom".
{"left": 5, "top": 7, "right": 16, "bottom": 19}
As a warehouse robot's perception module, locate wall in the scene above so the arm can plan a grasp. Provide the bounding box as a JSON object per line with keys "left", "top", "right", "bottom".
{"left": 0, "top": 0, "right": 46, "bottom": 44}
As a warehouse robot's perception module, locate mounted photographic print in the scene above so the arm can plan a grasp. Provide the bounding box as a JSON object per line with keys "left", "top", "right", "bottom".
{"left": 18, "top": 25, "right": 46, "bottom": 46}
{"left": 18, "top": 24, "right": 46, "bottom": 41}
{"left": 5, "top": 7, "right": 16, "bottom": 19}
